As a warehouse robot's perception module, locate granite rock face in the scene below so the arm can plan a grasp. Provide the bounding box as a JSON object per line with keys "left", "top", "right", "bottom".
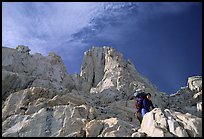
{"left": 2, "top": 45, "right": 75, "bottom": 100}
{"left": 2, "top": 46, "right": 202, "bottom": 137}
{"left": 74, "top": 46, "right": 167, "bottom": 109}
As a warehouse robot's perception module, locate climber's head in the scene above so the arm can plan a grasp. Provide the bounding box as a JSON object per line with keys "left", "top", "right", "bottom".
{"left": 146, "top": 93, "right": 151, "bottom": 100}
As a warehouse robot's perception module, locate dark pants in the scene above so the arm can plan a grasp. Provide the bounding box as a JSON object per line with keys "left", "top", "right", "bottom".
{"left": 136, "top": 112, "right": 143, "bottom": 124}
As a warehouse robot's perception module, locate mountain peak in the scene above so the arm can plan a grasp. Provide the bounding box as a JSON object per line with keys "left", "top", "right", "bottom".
{"left": 2, "top": 46, "right": 202, "bottom": 137}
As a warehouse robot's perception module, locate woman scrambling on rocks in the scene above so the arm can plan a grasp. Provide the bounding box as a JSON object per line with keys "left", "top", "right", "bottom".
{"left": 135, "top": 92, "right": 154, "bottom": 124}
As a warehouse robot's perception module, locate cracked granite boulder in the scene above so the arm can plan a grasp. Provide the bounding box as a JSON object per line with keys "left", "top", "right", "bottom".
{"left": 138, "top": 108, "right": 202, "bottom": 137}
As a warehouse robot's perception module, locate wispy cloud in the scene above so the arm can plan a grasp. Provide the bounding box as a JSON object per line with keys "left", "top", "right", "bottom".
{"left": 3, "top": 2, "right": 196, "bottom": 54}
{"left": 69, "top": 2, "right": 199, "bottom": 45}
{"left": 3, "top": 2, "right": 100, "bottom": 55}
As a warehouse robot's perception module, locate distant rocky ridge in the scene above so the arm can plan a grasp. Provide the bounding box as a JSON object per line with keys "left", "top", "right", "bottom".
{"left": 2, "top": 45, "right": 202, "bottom": 137}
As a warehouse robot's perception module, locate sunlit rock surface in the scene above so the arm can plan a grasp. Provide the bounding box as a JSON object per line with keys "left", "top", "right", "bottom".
{"left": 2, "top": 46, "right": 202, "bottom": 137}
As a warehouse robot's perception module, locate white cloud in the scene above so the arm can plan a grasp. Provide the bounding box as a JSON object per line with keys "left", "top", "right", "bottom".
{"left": 2, "top": 2, "right": 197, "bottom": 56}
{"left": 2, "top": 2, "right": 101, "bottom": 54}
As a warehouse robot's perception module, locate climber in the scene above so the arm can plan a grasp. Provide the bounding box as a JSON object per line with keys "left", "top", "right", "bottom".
{"left": 135, "top": 95, "right": 143, "bottom": 124}
{"left": 141, "top": 93, "right": 154, "bottom": 117}
{"left": 134, "top": 90, "right": 146, "bottom": 124}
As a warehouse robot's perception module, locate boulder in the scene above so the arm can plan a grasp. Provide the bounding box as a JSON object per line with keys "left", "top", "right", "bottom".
{"left": 85, "top": 119, "right": 104, "bottom": 137}
{"left": 139, "top": 108, "right": 202, "bottom": 137}
{"left": 188, "top": 76, "right": 202, "bottom": 92}
{"left": 100, "top": 117, "right": 134, "bottom": 137}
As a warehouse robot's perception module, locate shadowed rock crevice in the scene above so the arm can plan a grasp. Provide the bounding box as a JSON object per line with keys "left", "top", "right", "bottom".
{"left": 45, "top": 107, "right": 54, "bottom": 136}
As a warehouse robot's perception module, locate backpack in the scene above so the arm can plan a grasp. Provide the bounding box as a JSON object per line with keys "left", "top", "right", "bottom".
{"left": 135, "top": 92, "right": 146, "bottom": 113}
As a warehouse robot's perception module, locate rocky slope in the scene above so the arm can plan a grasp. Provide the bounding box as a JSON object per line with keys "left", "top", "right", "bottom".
{"left": 2, "top": 45, "right": 202, "bottom": 137}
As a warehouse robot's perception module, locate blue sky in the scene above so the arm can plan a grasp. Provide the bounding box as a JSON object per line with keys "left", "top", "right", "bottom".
{"left": 2, "top": 2, "right": 202, "bottom": 94}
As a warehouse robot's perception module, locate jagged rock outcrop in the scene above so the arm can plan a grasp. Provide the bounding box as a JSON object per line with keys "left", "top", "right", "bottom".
{"left": 2, "top": 45, "right": 75, "bottom": 100}
{"left": 188, "top": 76, "right": 202, "bottom": 92}
{"left": 166, "top": 76, "right": 202, "bottom": 118}
{"left": 73, "top": 46, "right": 167, "bottom": 109}
{"left": 138, "top": 108, "right": 202, "bottom": 137}
{"left": 2, "top": 45, "right": 202, "bottom": 137}
{"left": 80, "top": 47, "right": 105, "bottom": 88}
